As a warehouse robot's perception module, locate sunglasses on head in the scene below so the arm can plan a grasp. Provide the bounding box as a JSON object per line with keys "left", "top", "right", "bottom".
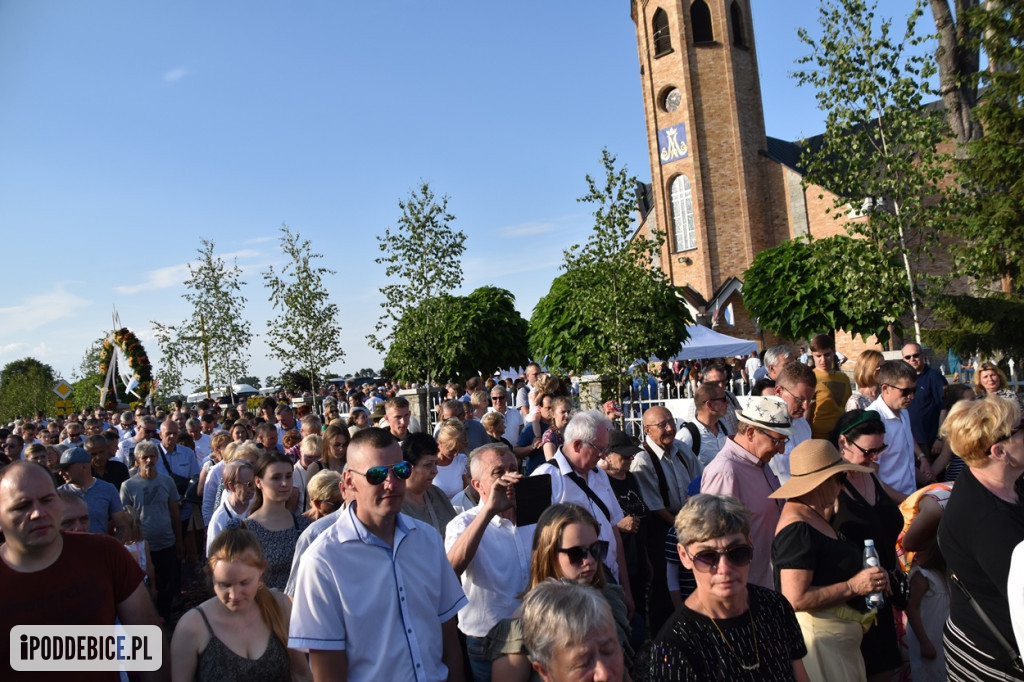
{"left": 351, "top": 461, "right": 412, "bottom": 485}
{"left": 557, "top": 540, "right": 609, "bottom": 565}
{"left": 685, "top": 544, "right": 755, "bottom": 572}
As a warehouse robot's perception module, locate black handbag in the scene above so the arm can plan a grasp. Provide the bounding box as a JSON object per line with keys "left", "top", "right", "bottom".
{"left": 889, "top": 568, "right": 910, "bottom": 611}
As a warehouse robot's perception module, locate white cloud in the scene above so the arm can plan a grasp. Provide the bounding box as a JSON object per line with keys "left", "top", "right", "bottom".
{"left": 0, "top": 285, "right": 91, "bottom": 332}
{"left": 115, "top": 249, "right": 263, "bottom": 295}
{"left": 496, "top": 214, "right": 580, "bottom": 239}
{"left": 0, "top": 342, "right": 26, "bottom": 355}
{"left": 163, "top": 67, "right": 189, "bottom": 83}
{"left": 114, "top": 263, "right": 191, "bottom": 295}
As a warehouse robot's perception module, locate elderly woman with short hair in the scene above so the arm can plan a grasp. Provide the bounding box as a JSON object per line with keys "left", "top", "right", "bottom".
{"left": 522, "top": 579, "right": 624, "bottom": 682}
{"left": 938, "top": 396, "right": 1024, "bottom": 680}
{"left": 638, "top": 494, "right": 809, "bottom": 681}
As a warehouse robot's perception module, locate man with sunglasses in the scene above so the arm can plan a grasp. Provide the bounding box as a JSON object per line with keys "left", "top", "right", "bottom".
{"left": 869, "top": 359, "right": 934, "bottom": 495}
{"left": 678, "top": 381, "right": 731, "bottom": 468}
{"left": 487, "top": 385, "right": 523, "bottom": 442}
{"left": 445, "top": 445, "right": 531, "bottom": 682}
{"left": 289, "top": 428, "right": 467, "bottom": 682}
{"left": 700, "top": 395, "right": 791, "bottom": 588}
{"left": 902, "top": 342, "right": 948, "bottom": 459}
{"left": 114, "top": 415, "right": 160, "bottom": 468}
{"left": 532, "top": 410, "right": 635, "bottom": 618}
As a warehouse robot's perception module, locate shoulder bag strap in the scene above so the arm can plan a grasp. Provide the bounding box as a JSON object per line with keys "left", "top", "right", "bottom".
{"left": 565, "top": 470, "right": 612, "bottom": 522}
{"left": 642, "top": 440, "right": 672, "bottom": 509}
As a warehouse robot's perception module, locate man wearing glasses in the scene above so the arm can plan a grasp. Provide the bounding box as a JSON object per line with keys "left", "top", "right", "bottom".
{"left": 678, "top": 382, "right": 732, "bottom": 468}
{"left": 768, "top": 362, "right": 817, "bottom": 484}
{"left": 902, "top": 342, "right": 948, "bottom": 458}
{"left": 487, "top": 385, "right": 523, "bottom": 442}
{"left": 114, "top": 415, "right": 160, "bottom": 468}
{"left": 700, "top": 395, "right": 792, "bottom": 588}
{"left": 633, "top": 405, "right": 701, "bottom": 632}
{"left": 289, "top": 428, "right": 467, "bottom": 682}
{"left": 869, "top": 359, "right": 934, "bottom": 495}
{"left": 532, "top": 411, "right": 634, "bottom": 618}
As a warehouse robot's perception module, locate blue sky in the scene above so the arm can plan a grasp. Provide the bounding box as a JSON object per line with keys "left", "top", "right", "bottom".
{"left": 0, "top": 0, "right": 925, "bottom": 390}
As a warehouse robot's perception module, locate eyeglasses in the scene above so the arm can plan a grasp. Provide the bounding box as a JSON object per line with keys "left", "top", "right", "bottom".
{"left": 758, "top": 429, "right": 788, "bottom": 448}
{"left": 903, "top": 353, "right": 921, "bottom": 360}
{"left": 704, "top": 396, "right": 728, "bottom": 405}
{"left": 351, "top": 461, "right": 412, "bottom": 485}
{"left": 884, "top": 383, "right": 916, "bottom": 397}
{"left": 581, "top": 441, "right": 612, "bottom": 457}
{"left": 848, "top": 440, "right": 888, "bottom": 459}
{"left": 685, "top": 544, "right": 755, "bottom": 572}
{"left": 646, "top": 420, "right": 675, "bottom": 431}
{"left": 779, "top": 385, "right": 815, "bottom": 406}
{"left": 557, "top": 540, "right": 609, "bottom": 565}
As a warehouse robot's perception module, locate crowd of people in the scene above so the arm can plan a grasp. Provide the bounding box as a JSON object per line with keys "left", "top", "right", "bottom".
{"left": 1, "top": 343, "right": 1024, "bottom": 682}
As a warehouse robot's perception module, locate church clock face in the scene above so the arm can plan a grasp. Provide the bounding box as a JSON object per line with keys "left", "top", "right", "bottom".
{"left": 663, "top": 87, "right": 682, "bottom": 113}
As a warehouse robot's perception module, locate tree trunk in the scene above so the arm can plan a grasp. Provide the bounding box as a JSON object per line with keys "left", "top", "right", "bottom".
{"left": 929, "top": 0, "right": 983, "bottom": 152}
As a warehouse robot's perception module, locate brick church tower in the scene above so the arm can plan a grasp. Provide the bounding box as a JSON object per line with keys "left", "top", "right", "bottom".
{"left": 631, "top": 0, "right": 777, "bottom": 339}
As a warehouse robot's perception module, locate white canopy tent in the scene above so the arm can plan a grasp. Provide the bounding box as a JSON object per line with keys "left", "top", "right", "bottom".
{"left": 656, "top": 324, "right": 758, "bottom": 362}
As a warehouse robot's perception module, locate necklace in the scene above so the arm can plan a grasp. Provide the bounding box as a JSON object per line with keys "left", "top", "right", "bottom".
{"left": 700, "top": 598, "right": 760, "bottom": 671}
{"left": 795, "top": 500, "right": 845, "bottom": 541}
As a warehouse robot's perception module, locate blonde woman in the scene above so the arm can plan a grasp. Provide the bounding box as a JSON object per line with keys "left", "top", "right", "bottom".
{"left": 847, "top": 350, "right": 884, "bottom": 411}
{"left": 171, "top": 526, "right": 308, "bottom": 681}
{"left": 304, "top": 470, "right": 343, "bottom": 521}
{"left": 434, "top": 418, "right": 470, "bottom": 499}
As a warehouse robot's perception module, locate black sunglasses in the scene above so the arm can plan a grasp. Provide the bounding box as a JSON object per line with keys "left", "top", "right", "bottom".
{"left": 557, "top": 540, "right": 608, "bottom": 565}
{"left": 996, "top": 423, "right": 1024, "bottom": 446}
{"left": 884, "top": 383, "right": 916, "bottom": 397}
{"left": 686, "top": 544, "right": 755, "bottom": 572}
{"left": 903, "top": 353, "right": 921, "bottom": 360}
{"left": 848, "top": 440, "right": 887, "bottom": 459}
{"left": 351, "top": 461, "right": 412, "bottom": 485}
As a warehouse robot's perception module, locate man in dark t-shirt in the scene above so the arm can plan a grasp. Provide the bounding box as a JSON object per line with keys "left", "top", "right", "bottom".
{"left": 0, "top": 462, "right": 164, "bottom": 681}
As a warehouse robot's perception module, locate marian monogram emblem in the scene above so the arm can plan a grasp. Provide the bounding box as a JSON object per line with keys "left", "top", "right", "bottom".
{"left": 658, "top": 123, "right": 689, "bottom": 164}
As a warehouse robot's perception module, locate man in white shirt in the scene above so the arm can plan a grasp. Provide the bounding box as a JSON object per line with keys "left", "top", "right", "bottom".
{"left": 677, "top": 382, "right": 731, "bottom": 467}
{"left": 487, "top": 385, "right": 523, "bottom": 442}
{"left": 445, "top": 445, "right": 532, "bottom": 682}
{"left": 769, "top": 362, "right": 817, "bottom": 484}
{"left": 869, "top": 359, "right": 933, "bottom": 495}
{"left": 289, "top": 428, "right": 467, "bottom": 682}
{"left": 517, "top": 363, "right": 541, "bottom": 416}
{"left": 531, "top": 411, "right": 634, "bottom": 617}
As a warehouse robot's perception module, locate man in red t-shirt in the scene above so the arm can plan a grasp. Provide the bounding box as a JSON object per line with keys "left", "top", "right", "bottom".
{"left": 0, "top": 461, "right": 166, "bottom": 681}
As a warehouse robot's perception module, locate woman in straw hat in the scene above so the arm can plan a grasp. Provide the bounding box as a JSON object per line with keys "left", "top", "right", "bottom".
{"left": 770, "top": 440, "right": 889, "bottom": 682}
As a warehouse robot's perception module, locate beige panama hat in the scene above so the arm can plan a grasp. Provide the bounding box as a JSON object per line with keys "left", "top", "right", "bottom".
{"left": 769, "top": 440, "right": 873, "bottom": 499}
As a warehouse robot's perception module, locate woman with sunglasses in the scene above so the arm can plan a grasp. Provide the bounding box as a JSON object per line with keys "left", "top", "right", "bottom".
{"left": 937, "top": 396, "right": 1024, "bottom": 681}
{"left": 770, "top": 440, "right": 883, "bottom": 682}
{"left": 638, "top": 494, "right": 808, "bottom": 681}
{"left": 486, "top": 503, "right": 632, "bottom": 681}
{"left": 829, "top": 410, "right": 906, "bottom": 682}
{"left": 245, "top": 452, "right": 312, "bottom": 590}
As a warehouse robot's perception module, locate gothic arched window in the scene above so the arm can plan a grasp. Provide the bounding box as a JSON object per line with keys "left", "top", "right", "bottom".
{"left": 730, "top": 1, "right": 746, "bottom": 47}
{"left": 653, "top": 8, "right": 672, "bottom": 56}
{"left": 691, "top": 0, "right": 714, "bottom": 43}
{"left": 671, "top": 175, "right": 697, "bottom": 252}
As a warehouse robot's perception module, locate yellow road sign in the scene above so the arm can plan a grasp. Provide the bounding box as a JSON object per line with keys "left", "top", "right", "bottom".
{"left": 53, "top": 380, "right": 73, "bottom": 399}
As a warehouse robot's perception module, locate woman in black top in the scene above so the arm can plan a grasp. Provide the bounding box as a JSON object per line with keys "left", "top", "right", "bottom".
{"left": 770, "top": 440, "right": 885, "bottom": 682}
{"left": 938, "top": 396, "right": 1024, "bottom": 681}
{"left": 638, "top": 494, "right": 808, "bottom": 681}
{"left": 829, "top": 410, "right": 907, "bottom": 682}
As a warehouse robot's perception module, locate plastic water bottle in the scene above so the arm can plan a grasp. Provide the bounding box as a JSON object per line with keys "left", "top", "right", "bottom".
{"left": 863, "top": 539, "right": 885, "bottom": 609}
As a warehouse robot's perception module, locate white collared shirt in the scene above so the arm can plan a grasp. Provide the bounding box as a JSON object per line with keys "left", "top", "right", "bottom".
{"left": 206, "top": 496, "right": 250, "bottom": 555}
{"left": 444, "top": 506, "right": 533, "bottom": 637}
{"left": 676, "top": 417, "right": 730, "bottom": 468}
{"left": 289, "top": 504, "right": 467, "bottom": 682}
{"left": 869, "top": 396, "right": 917, "bottom": 495}
{"left": 769, "top": 417, "right": 812, "bottom": 484}
{"left": 531, "top": 449, "right": 624, "bottom": 580}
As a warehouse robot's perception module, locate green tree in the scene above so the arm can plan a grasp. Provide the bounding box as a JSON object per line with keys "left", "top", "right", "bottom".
{"left": 371, "top": 182, "right": 467, "bottom": 386}
{"left": 264, "top": 224, "right": 345, "bottom": 393}
{"left": 385, "top": 286, "right": 529, "bottom": 382}
{"left": 0, "top": 358, "right": 56, "bottom": 421}
{"left": 742, "top": 236, "right": 908, "bottom": 345}
{"left": 795, "top": 0, "right": 953, "bottom": 343}
{"left": 152, "top": 240, "right": 251, "bottom": 398}
{"left": 927, "top": 0, "right": 1024, "bottom": 354}
{"left": 529, "top": 149, "right": 692, "bottom": 398}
